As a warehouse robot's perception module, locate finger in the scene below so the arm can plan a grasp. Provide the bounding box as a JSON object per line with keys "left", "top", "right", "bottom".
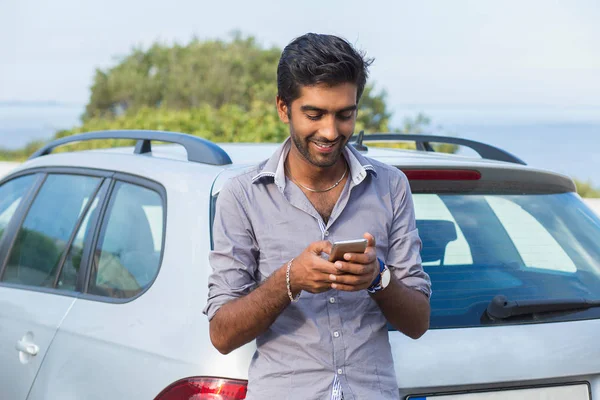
{"left": 314, "top": 281, "right": 337, "bottom": 291}
{"left": 331, "top": 282, "right": 364, "bottom": 292}
{"left": 306, "top": 281, "right": 338, "bottom": 294}
{"left": 310, "top": 240, "right": 333, "bottom": 256}
{"left": 342, "top": 247, "right": 376, "bottom": 265}
{"left": 315, "top": 270, "right": 341, "bottom": 283}
{"left": 363, "top": 232, "right": 376, "bottom": 248}
{"left": 329, "top": 271, "right": 371, "bottom": 286}
{"left": 311, "top": 256, "right": 343, "bottom": 275}
{"left": 332, "top": 260, "right": 371, "bottom": 276}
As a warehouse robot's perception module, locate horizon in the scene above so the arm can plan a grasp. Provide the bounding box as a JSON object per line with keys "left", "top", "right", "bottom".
{"left": 3, "top": 101, "right": 600, "bottom": 128}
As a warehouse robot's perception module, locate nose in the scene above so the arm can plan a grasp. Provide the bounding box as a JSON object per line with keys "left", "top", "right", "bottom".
{"left": 319, "top": 115, "right": 339, "bottom": 142}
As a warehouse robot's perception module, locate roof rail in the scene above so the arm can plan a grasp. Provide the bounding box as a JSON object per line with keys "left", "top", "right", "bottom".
{"left": 28, "top": 130, "right": 232, "bottom": 166}
{"left": 350, "top": 131, "right": 526, "bottom": 165}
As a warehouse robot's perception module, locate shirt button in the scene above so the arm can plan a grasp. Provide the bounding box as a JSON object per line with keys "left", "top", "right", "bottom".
{"left": 333, "top": 331, "right": 340, "bottom": 338}
{"left": 324, "top": 231, "right": 329, "bottom": 236}
{"left": 329, "top": 297, "right": 336, "bottom": 304}
{"left": 337, "top": 368, "right": 343, "bottom": 375}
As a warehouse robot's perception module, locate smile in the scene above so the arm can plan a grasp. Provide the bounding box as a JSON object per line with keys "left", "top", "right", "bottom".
{"left": 312, "top": 141, "right": 337, "bottom": 149}
{"left": 311, "top": 141, "right": 338, "bottom": 154}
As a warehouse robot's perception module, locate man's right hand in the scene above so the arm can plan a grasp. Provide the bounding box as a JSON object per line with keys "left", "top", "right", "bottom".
{"left": 210, "top": 240, "right": 339, "bottom": 354}
{"left": 289, "top": 240, "right": 339, "bottom": 295}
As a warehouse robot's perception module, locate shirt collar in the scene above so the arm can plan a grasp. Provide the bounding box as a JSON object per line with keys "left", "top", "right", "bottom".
{"left": 344, "top": 140, "right": 378, "bottom": 185}
{"left": 251, "top": 137, "right": 377, "bottom": 190}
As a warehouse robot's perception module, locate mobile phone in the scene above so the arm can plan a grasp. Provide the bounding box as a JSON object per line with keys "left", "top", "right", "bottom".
{"left": 328, "top": 238, "right": 368, "bottom": 262}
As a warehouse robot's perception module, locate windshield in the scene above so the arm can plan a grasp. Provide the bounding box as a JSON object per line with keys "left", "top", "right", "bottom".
{"left": 413, "top": 192, "right": 600, "bottom": 328}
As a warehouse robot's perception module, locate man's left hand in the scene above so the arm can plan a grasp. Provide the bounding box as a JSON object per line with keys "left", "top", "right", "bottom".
{"left": 329, "top": 232, "right": 380, "bottom": 291}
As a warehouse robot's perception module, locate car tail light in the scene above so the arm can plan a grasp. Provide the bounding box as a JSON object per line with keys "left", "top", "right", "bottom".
{"left": 403, "top": 169, "right": 481, "bottom": 181}
{"left": 154, "top": 377, "right": 248, "bottom": 400}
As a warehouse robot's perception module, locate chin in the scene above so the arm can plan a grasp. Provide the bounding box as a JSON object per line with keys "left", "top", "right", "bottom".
{"left": 309, "top": 151, "right": 343, "bottom": 168}
{"left": 291, "top": 132, "right": 347, "bottom": 168}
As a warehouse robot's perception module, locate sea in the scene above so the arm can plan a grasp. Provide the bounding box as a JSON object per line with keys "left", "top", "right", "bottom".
{"left": 1, "top": 102, "right": 599, "bottom": 186}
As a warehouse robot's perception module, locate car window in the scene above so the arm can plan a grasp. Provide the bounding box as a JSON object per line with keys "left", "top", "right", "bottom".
{"left": 412, "top": 192, "right": 600, "bottom": 329}
{"left": 486, "top": 196, "right": 576, "bottom": 272}
{"left": 56, "top": 196, "right": 101, "bottom": 292}
{"left": 414, "top": 194, "right": 577, "bottom": 272}
{"left": 1, "top": 174, "right": 101, "bottom": 287}
{"left": 142, "top": 205, "right": 164, "bottom": 252}
{"left": 88, "top": 181, "right": 164, "bottom": 299}
{"left": 413, "top": 194, "right": 472, "bottom": 266}
{"left": 0, "top": 175, "right": 36, "bottom": 243}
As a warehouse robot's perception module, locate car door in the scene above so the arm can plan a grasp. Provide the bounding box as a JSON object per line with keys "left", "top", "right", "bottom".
{"left": 0, "top": 172, "right": 104, "bottom": 400}
{"left": 27, "top": 175, "right": 168, "bottom": 400}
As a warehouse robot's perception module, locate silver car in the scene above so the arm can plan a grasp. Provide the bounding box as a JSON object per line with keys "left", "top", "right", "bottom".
{"left": 0, "top": 130, "right": 599, "bottom": 399}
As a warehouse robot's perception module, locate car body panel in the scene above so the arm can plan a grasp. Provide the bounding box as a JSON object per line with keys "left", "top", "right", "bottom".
{"left": 0, "top": 139, "right": 597, "bottom": 399}
{"left": 0, "top": 287, "right": 75, "bottom": 399}
{"left": 391, "top": 318, "right": 600, "bottom": 397}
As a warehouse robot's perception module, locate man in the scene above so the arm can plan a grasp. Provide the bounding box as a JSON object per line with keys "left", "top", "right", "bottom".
{"left": 204, "top": 33, "right": 431, "bottom": 400}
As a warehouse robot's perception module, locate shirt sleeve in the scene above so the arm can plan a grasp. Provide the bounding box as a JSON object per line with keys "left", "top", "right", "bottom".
{"left": 385, "top": 170, "right": 432, "bottom": 298}
{"left": 203, "top": 178, "right": 259, "bottom": 321}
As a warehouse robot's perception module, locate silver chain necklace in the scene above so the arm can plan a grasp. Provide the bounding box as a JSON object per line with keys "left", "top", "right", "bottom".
{"left": 286, "top": 166, "right": 348, "bottom": 193}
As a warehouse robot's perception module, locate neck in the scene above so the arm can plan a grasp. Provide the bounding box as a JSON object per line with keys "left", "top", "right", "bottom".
{"left": 286, "top": 144, "right": 347, "bottom": 188}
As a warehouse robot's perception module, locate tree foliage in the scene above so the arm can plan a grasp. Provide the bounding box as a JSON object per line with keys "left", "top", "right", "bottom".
{"left": 85, "top": 34, "right": 281, "bottom": 119}
{"left": 83, "top": 33, "right": 391, "bottom": 134}
{"left": 574, "top": 179, "right": 600, "bottom": 198}
{"left": 0, "top": 140, "right": 47, "bottom": 162}
{"left": 57, "top": 102, "right": 289, "bottom": 150}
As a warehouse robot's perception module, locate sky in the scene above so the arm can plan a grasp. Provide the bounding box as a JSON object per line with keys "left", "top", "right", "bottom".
{"left": 2, "top": 0, "right": 599, "bottom": 110}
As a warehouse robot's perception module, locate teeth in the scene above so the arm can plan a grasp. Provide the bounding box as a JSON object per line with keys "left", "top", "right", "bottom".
{"left": 315, "top": 142, "right": 334, "bottom": 148}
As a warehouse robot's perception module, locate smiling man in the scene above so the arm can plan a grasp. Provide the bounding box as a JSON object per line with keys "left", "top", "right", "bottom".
{"left": 204, "top": 33, "right": 431, "bottom": 400}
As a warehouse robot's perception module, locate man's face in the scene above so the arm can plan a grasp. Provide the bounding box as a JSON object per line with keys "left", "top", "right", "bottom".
{"left": 277, "top": 82, "right": 358, "bottom": 168}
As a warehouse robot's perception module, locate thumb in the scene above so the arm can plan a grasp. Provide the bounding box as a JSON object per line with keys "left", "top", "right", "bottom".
{"left": 310, "top": 240, "right": 333, "bottom": 256}
{"left": 363, "top": 232, "right": 376, "bottom": 249}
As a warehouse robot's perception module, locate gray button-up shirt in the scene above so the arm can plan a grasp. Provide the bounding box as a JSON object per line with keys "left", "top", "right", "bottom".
{"left": 204, "top": 139, "right": 431, "bottom": 400}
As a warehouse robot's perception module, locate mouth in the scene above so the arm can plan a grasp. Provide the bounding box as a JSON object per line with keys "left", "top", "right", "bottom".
{"left": 311, "top": 140, "right": 339, "bottom": 154}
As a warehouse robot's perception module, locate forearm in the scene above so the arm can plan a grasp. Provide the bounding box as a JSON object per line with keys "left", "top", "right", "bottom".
{"left": 371, "top": 278, "right": 430, "bottom": 339}
{"left": 209, "top": 265, "right": 291, "bottom": 354}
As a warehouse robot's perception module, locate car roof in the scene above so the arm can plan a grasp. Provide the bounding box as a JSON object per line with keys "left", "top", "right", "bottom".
{"left": 22, "top": 140, "right": 528, "bottom": 167}
{"left": 8, "top": 132, "right": 576, "bottom": 195}
{"left": 14, "top": 141, "right": 531, "bottom": 175}
{"left": 219, "top": 143, "right": 517, "bottom": 167}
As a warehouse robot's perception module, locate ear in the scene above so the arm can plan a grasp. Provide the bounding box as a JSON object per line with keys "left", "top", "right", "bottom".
{"left": 276, "top": 96, "right": 290, "bottom": 124}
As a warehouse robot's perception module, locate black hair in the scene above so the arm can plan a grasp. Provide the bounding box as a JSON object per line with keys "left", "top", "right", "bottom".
{"left": 277, "top": 33, "right": 373, "bottom": 106}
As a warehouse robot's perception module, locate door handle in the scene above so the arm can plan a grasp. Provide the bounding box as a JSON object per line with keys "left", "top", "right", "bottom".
{"left": 16, "top": 339, "right": 39, "bottom": 356}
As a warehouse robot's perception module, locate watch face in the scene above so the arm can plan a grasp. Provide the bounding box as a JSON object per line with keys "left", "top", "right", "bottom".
{"left": 381, "top": 268, "right": 391, "bottom": 288}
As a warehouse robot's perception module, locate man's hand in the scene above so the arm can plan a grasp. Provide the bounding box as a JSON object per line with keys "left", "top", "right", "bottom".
{"left": 210, "top": 240, "right": 336, "bottom": 354}
{"left": 328, "top": 233, "right": 380, "bottom": 291}
{"left": 290, "top": 240, "right": 342, "bottom": 294}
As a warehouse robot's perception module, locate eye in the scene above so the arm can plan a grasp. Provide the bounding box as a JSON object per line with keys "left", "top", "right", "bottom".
{"left": 306, "top": 113, "right": 322, "bottom": 121}
{"left": 337, "top": 111, "right": 354, "bottom": 121}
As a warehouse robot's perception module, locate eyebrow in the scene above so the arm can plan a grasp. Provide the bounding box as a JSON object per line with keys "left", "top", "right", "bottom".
{"left": 300, "top": 104, "right": 358, "bottom": 114}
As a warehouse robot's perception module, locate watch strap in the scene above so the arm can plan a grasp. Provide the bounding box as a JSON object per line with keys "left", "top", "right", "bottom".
{"left": 367, "top": 258, "right": 386, "bottom": 294}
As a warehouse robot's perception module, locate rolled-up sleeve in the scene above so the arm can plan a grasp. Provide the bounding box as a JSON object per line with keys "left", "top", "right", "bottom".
{"left": 203, "top": 178, "right": 259, "bottom": 321}
{"left": 386, "top": 171, "right": 432, "bottom": 298}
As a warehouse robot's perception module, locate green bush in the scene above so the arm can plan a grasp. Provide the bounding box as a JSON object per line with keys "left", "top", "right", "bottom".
{"left": 574, "top": 179, "right": 600, "bottom": 198}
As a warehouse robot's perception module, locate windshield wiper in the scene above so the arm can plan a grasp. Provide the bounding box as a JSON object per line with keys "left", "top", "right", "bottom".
{"left": 486, "top": 295, "right": 600, "bottom": 320}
